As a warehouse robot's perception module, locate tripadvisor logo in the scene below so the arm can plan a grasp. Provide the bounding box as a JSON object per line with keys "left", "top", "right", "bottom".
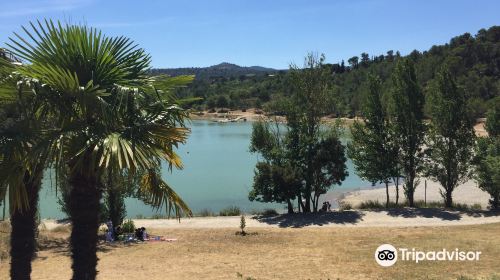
{"left": 375, "top": 244, "right": 482, "bottom": 267}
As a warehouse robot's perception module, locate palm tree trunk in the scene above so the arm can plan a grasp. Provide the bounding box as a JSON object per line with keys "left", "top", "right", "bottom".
{"left": 69, "top": 170, "right": 101, "bottom": 280}
{"left": 10, "top": 171, "right": 42, "bottom": 280}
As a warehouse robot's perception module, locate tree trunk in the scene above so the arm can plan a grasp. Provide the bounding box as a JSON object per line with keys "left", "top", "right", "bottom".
{"left": 444, "top": 187, "right": 453, "bottom": 208}
{"left": 69, "top": 170, "right": 102, "bottom": 280}
{"left": 304, "top": 183, "right": 311, "bottom": 213}
{"left": 395, "top": 177, "right": 400, "bottom": 206}
{"left": 492, "top": 193, "right": 499, "bottom": 210}
{"left": 405, "top": 175, "right": 415, "bottom": 207}
{"left": 286, "top": 199, "right": 294, "bottom": 214}
{"left": 385, "top": 182, "right": 390, "bottom": 208}
{"left": 10, "top": 171, "right": 42, "bottom": 280}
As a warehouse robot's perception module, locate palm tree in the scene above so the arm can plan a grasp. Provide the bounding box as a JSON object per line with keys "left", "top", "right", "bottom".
{"left": 6, "top": 20, "right": 192, "bottom": 279}
{"left": 0, "top": 51, "right": 52, "bottom": 280}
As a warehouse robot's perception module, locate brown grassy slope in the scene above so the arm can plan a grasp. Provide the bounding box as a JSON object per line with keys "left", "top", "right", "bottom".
{"left": 1, "top": 222, "right": 499, "bottom": 279}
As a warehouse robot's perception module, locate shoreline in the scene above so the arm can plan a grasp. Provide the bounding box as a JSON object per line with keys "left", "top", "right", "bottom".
{"left": 189, "top": 109, "right": 488, "bottom": 137}
{"left": 340, "top": 179, "right": 492, "bottom": 209}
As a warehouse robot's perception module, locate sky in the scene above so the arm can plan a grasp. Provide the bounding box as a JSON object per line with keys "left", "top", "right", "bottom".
{"left": 0, "top": 0, "right": 499, "bottom": 69}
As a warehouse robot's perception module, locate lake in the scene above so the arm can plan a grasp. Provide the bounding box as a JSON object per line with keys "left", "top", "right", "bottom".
{"left": 33, "top": 120, "right": 371, "bottom": 219}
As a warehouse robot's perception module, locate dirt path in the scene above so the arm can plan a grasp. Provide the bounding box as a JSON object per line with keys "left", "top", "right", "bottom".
{"left": 41, "top": 209, "right": 500, "bottom": 230}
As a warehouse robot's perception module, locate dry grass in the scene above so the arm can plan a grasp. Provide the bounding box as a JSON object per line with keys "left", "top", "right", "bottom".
{"left": 0, "top": 223, "right": 499, "bottom": 279}
{"left": 0, "top": 221, "right": 10, "bottom": 261}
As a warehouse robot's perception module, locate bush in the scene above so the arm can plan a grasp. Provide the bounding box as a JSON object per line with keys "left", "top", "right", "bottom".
{"left": 357, "top": 200, "right": 386, "bottom": 209}
{"left": 219, "top": 206, "right": 241, "bottom": 216}
{"left": 151, "top": 214, "right": 166, "bottom": 219}
{"left": 338, "top": 201, "right": 352, "bottom": 211}
{"left": 197, "top": 209, "right": 215, "bottom": 217}
{"left": 250, "top": 208, "right": 278, "bottom": 216}
{"left": 121, "top": 219, "right": 135, "bottom": 233}
{"left": 471, "top": 203, "right": 482, "bottom": 210}
{"left": 356, "top": 199, "right": 482, "bottom": 211}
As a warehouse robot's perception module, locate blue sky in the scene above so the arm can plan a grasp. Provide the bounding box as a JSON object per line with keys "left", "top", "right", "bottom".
{"left": 0, "top": 0, "right": 499, "bottom": 69}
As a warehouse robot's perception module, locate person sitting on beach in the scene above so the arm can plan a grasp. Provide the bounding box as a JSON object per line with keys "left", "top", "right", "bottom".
{"left": 114, "top": 225, "right": 123, "bottom": 241}
{"left": 135, "top": 227, "right": 144, "bottom": 241}
{"left": 321, "top": 202, "right": 328, "bottom": 212}
{"left": 141, "top": 227, "right": 148, "bottom": 241}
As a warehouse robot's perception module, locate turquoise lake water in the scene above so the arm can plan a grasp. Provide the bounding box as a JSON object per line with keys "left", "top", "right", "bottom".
{"left": 34, "top": 120, "right": 371, "bottom": 219}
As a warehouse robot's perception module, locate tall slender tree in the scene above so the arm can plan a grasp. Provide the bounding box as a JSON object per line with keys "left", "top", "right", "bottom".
{"left": 388, "top": 58, "right": 426, "bottom": 207}
{"left": 348, "top": 74, "right": 395, "bottom": 207}
{"left": 424, "top": 66, "right": 475, "bottom": 207}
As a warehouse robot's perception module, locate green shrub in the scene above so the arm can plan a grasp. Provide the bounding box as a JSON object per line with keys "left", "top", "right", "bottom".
{"left": 356, "top": 199, "right": 481, "bottom": 211}
{"left": 121, "top": 219, "right": 135, "bottom": 233}
{"left": 219, "top": 206, "right": 241, "bottom": 216}
{"left": 151, "top": 214, "right": 165, "bottom": 219}
{"left": 338, "top": 201, "right": 352, "bottom": 211}
{"left": 471, "top": 203, "right": 482, "bottom": 210}
{"left": 197, "top": 209, "right": 215, "bottom": 217}
{"left": 357, "top": 200, "right": 385, "bottom": 209}
{"left": 250, "top": 208, "right": 278, "bottom": 216}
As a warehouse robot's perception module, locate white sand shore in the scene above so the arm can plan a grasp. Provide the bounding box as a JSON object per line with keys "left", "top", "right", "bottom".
{"left": 41, "top": 209, "right": 500, "bottom": 230}
{"left": 341, "top": 180, "right": 491, "bottom": 208}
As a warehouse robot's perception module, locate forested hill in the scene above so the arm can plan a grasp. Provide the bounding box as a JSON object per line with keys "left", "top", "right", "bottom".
{"left": 164, "top": 26, "right": 500, "bottom": 118}
{"left": 150, "top": 62, "right": 280, "bottom": 80}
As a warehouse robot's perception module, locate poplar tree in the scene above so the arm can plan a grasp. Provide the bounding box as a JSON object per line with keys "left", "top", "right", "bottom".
{"left": 425, "top": 66, "right": 475, "bottom": 207}
{"left": 388, "top": 59, "right": 426, "bottom": 207}
{"left": 348, "top": 74, "right": 395, "bottom": 207}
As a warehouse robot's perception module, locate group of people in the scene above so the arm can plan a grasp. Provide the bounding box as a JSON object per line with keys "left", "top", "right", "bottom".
{"left": 320, "top": 201, "right": 332, "bottom": 212}
{"left": 105, "top": 221, "right": 148, "bottom": 242}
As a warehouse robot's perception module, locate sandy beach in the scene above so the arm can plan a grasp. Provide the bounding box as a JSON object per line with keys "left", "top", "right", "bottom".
{"left": 341, "top": 179, "right": 492, "bottom": 209}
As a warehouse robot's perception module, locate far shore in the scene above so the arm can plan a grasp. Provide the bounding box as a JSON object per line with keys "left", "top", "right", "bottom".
{"left": 189, "top": 108, "right": 488, "bottom": 136}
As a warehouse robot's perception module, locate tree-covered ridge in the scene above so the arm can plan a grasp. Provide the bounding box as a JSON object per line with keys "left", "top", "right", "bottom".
{"left": 167, "top": 26, "right": 499, "bottom": 117}
{"left": 151, "top": 62, "right": 280, "bottom": 80}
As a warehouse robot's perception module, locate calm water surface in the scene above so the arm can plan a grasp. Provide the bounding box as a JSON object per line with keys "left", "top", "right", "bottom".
{"left": 36, "top": 120, "right": 371, "bottom": 219}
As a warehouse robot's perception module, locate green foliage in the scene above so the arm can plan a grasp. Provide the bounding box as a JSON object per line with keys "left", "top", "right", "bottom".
{"left": 286, "top": 53, "right": 348, "bottom": 212}
{"left": 474, "top": 100, "right": 500, "bottom": 209}
{"left": 388, "top": 58, "right": 426, "bottom": 207}
{"left": 348, "top": 74, "right": 396, "bottom": 207}
{"left": 219, "top": 206, "right": 241, "bottom": 216}
{"left": 249, "top": 121, "right": 301, "bottom": 213}
{"left": 251, "top": 208, "right": 278, "bottom": 216}
{"left": 425, "top": 65, "right": 476, "bottom": 207}
{"left": 338, "top": 201, "right": 352, "bottom": 211}
{"left": 196, "top": 208, "right": 215, "bottom": 217}
{"left": 121, "top": 219, "right": 135, "bottom": 233}
{"left": 356, "top": 200, "right": 479, "bottom": 210}
{"left": 485, "top": 98, "right": 500, "bottom": 137}
{"left": 170, "top": 26, "right": 499, "bottom": 118}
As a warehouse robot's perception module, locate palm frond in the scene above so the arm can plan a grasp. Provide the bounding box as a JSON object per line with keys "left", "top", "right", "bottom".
{"left": 140, "top": 170, "right": 192, "bottom": 218}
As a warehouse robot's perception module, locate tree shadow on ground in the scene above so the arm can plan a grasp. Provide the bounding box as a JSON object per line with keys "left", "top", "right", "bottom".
{"left": 381, "top": 208, "right": 462, "bottom": 220}
{"left": 380, "top": 208, "right": 500, "bottom": 220}
{"left": 253, "top": 211, "right": 365, "bottom": 228}
{"left": 36, "top": 235, "right": 140, "bottom": 257}
{"left": 464, "top": 209, "right": 500, "bottom": 218}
